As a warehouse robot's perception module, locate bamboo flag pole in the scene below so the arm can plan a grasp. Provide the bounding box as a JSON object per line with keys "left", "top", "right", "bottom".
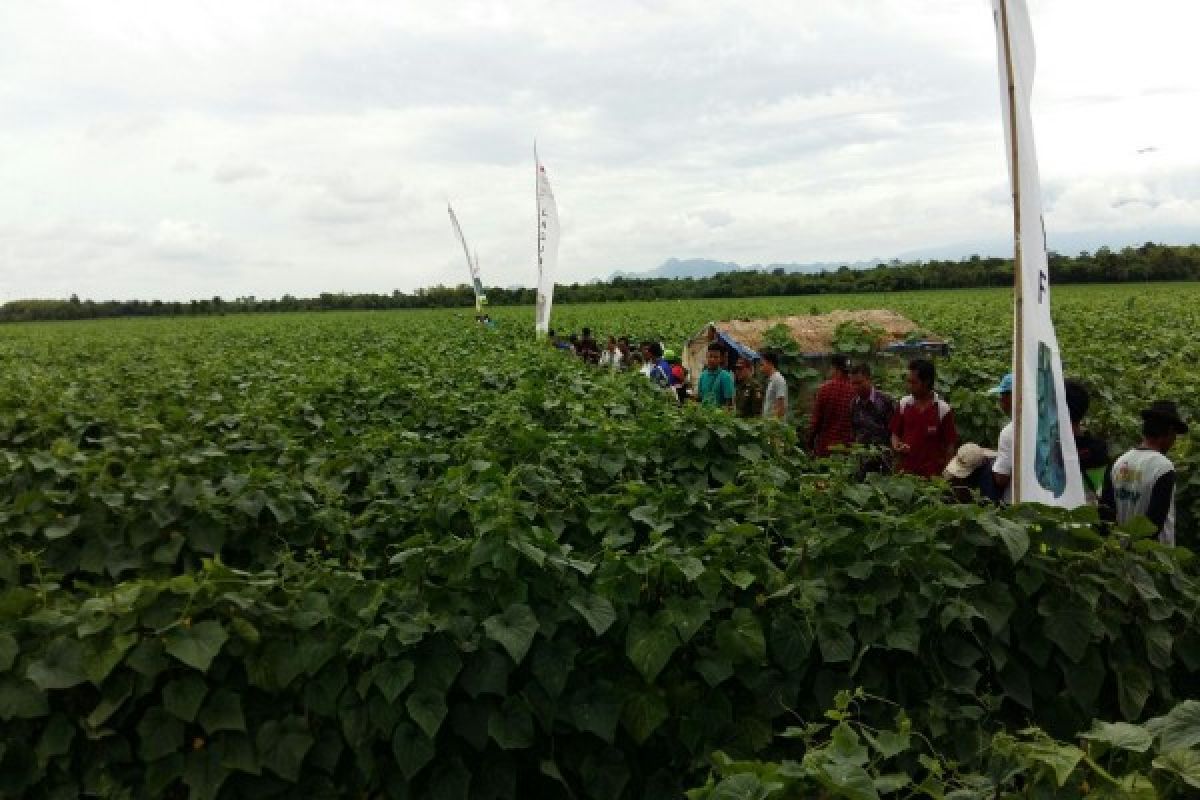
{"left": 999, "top": 0, "right": 1024, "bottom": 503}
{"left": 534, "top": 141, "right": 542, "bottom": 339}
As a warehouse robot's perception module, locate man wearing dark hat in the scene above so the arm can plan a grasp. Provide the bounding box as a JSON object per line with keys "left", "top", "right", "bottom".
{"left": 1101, "top": 401, "right": 1189, "bottom": 546}
{"left": 733, "top": 356, "right": 764, "bottom": 418}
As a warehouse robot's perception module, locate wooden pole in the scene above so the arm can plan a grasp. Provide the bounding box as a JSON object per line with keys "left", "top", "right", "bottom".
{"left": 999, "top": 0, "right": 1024, "bottom": 503}
{"left": 534, "top": 141, "right": 542, "bottom": 338}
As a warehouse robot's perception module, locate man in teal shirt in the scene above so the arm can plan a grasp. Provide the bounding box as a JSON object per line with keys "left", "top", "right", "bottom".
{"left": 697, "top": 343, "right": 735, "bottom": 409}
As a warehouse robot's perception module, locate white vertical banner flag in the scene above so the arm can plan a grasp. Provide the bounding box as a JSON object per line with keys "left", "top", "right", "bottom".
{"left": 448, "top": 204, "right": 486, "bottom": 312}
{"left": 534, "top": 148, "right": 560, "bottom": 337}
{"left": 991, "top": 0, "right": 1085, "bottom": 507}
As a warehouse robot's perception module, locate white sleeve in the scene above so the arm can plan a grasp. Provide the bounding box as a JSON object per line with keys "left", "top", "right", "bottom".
{"left": 992, "top": 423, "right": 1014, "bottom": 476}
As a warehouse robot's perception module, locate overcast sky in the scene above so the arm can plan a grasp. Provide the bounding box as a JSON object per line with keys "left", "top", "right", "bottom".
{"left": 1, "top": 0, "right": 1198, "bottom": 301}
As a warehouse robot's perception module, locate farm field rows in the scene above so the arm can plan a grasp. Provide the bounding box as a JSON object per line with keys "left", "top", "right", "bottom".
{"left": 1, "top": 283, "right": 1198, "bottom": 798}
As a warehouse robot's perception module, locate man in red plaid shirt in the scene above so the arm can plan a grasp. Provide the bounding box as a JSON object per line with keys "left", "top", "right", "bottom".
{"left": 808, "top": 354, "right": 857, "bottom": 456}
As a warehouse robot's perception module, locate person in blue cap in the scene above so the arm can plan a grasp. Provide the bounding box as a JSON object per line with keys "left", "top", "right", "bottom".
{"left": 988, "top": 373, "right": 1015, "bottom": 503}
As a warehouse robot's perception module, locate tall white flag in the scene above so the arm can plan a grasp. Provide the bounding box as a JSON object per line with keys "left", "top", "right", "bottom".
{"left": 534, "top": 149, "right": 560, "bottom": 337}
{"left": 991, "top": 0, "right": 1085, "bottom": 507}
{"left": 447, "top": 204, "right": 486, "bottom": 312}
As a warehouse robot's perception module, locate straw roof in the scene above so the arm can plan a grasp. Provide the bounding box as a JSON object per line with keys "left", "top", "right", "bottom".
{"left": 709, "top": 309, "right": 931, "bottom": 354}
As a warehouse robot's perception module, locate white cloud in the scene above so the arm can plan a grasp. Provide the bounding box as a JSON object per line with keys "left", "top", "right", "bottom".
{"left": 213, "top": 162, "right": 271, "bottom": 184}
{"left": 0, "top": 0, "right": 1197, "bottom": 300}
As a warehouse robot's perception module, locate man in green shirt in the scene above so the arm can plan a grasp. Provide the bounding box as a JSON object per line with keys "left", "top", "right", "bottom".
{"left": 734, "top": 356, "right": 764, "bottom": 418}
{"left": 697, "top": 343, "right": 735, "bottom": 409}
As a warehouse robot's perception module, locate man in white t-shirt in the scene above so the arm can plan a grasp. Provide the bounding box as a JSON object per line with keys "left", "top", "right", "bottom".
{"left": 1101, "top": 401, "right": 1188, "bottom": 546}
{"left": 760, "top": 351, "right": 788, "bottom": 420}
{"left": 988, "top": 373, "right": 1015, "bottom": 503}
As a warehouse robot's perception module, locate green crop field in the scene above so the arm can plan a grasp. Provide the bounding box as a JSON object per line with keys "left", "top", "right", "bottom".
{"left": 1, "top": 283, "right": 1198, "bottom": 798}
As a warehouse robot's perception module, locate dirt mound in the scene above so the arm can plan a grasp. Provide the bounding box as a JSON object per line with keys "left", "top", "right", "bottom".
{"left": 715, "top": 309, "right": 925, "bottom": 353}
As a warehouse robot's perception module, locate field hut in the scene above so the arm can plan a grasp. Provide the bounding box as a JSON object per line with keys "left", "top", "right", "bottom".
{"left": 683, "top": 310, "right": 948, "bottom": 409}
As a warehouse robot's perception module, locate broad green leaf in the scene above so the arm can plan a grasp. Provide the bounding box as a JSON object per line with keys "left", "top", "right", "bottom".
{"left": 873, "top": 773, "right": 912, "bottom": 794}
{"left": 84, "top": 631, "right": 136, "bottom": 685}
{"left": 198, "top": 688, "right": 246, "bottom": 734}
{"left": 664, "top": 597, "right": 710, "bottom": 644}
{"left": 406, "top": 687, "right": 448, "bottom": 738}
{"left": 1081, "top": 720, "right": 1153, "bottom": 753}
{"left": 488, "top": 702, "right": 534, "bottom": 750}
{"left": 769, "top": 614, "right": 812, "bottom": 670}
{"left": 1041, "top": 608, "right": 1092, "bottom": 663}
{"left": 416, "top": 638, "right": 463, "bottom": 692}
{"left": 1146, "top": 700, "right": 1200, "bottom": 752}
{"left": 980, "top": 515, "right": 1029, "bottom": 562}
{"left": 26, "top": 637, "right": 87, "bottom": 690}
{"left": 568, "top": 593, "right": 617, "bottom": 636}
{"left": 43, "top": 515, "right": 81, "bottom": 540}
{"left": 530, "top": 639, "right": 578, "bottom": 698}
{"left": 626, "top": 612, "right": 680, "bottom": 682}
{"left": 1117, "top": 663, "right": 1154, "bottom": 720}
{"left": 229, "top": 616, "right": 259, "bottom": 644}
{"left": 164, "top": 620, "right": 228, "bottom": 672}
{"left": 374, "top": 659, "right": 415, "bottom": 703}
{"left": 709, "top": 773, "right": 771, "bottom": 800}
{"left": 428, "top": 758, "right": 472, "bottom": 800}
{"left": 138, "top": 707, "right": 185, "bottom": 761}
{"left": 450, "top": 701, "right": 489, "bottom": 751}
{"left": 1022, "top": 740, "right": 1085, "bottom": 787}
{"left": 998, "top": 660, "right": 1033, "bottom": 710}
{"left": 255, "top": 716, "right": 314, "bottom": 782}
{"left": 621, "top": 688, "right": 668, "bottom": 744}
{"left": 884, "top": 616, "right": 920, "bottom": 655}
{"left": 482, "top": 604, "right": 539, "bottom": 665}
{"left": 580, "top": 747, "right": 631, "bottom": 800}
{"left": 391, "top": 721, "right": 435, "bottom": 779}
{"left": 163, "top": 675, "right": 208, "bottom": 722}
{"left": 0, "top": 676, "right": 49, "bottom": 719}
{"left": 817, "top": 621, "right": 855, "bottom": 664}
{"left": 461, "top": 649, "right": 512, "bottom": 698}
{"left": 214, "top": 732, "right": 260, "bottom": 775}
{"left": 715, "top": 609, "right": 766, "bottom": 665}
{"left": 183, "top": 749, "right": 229, "bottom": 800}
{"left": 36, "top": 713, "right": 75, "bottom": 767}
{"left": 866, "top": 729, "right": 911, "bottom": 759}
{"left": 818, "top": 761, "right": 880, "bottom": 800}
{"left": 676, "top": 556, "right": 706, "bottom": 582}
{"left": 86, "top": 672, "right": 133, "bottom": 727}
{"left": 694, "top": 656, "right": 734, "bottom": 687}
{"left": 570, "top": 683, "right": 621, "bottom": 743}
{"left": 1143, "top": 624, "right": 1173, "bottom": 671}
{"left": 0, "top": 633, "right": 16, "bottom": 672}
{"left": 1152, "top": 747, "right": 1200, "bottom": 790}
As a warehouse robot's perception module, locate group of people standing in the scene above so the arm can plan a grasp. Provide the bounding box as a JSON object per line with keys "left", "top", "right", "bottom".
{"left": 550, "top": 329, "right": 789, "bottom": 417}
{"left": 552, "top": 328, "right": 1188, "bottom": 546}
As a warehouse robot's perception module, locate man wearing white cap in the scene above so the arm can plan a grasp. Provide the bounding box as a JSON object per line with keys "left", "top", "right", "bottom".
{"left": 988, "top": 373, "right": 1015, "bottom": 503}
{"left": 943, "top": 443, "right": 999, "bottom": 502}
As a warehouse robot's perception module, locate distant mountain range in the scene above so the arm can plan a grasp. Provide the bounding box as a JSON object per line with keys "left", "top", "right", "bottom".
{"left": 608, "top": 225, "right": 1200, "bottom": 282}
{"left": 611, "top": 257, "right": 877, "bottom": 281}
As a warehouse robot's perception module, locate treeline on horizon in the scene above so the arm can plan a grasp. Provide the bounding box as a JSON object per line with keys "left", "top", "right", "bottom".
{"left": 4, "top": 241, "right": 1199, "bottom": 323}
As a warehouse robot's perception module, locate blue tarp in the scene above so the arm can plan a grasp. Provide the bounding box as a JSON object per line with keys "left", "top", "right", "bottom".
{"left": 714, "top": 330, "right": 760, "bottom": 362}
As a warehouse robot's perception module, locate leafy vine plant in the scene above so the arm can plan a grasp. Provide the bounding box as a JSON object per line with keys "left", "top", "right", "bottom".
{"left": 832, "top": 321, "right": 886, "bottom": 356}
{"left": 688, "top": 690, "right": 1200, "bottom": 799}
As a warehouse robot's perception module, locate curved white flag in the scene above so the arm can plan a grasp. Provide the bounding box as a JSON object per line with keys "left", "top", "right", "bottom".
{"left": 535, "top": 152, "right": 560, "bottom": 337}
{"left": 447, "top": 205, "right": 486, "bottom": 312}
{"left": 991, "top": 0, "right": 1084, "bottom": 508}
